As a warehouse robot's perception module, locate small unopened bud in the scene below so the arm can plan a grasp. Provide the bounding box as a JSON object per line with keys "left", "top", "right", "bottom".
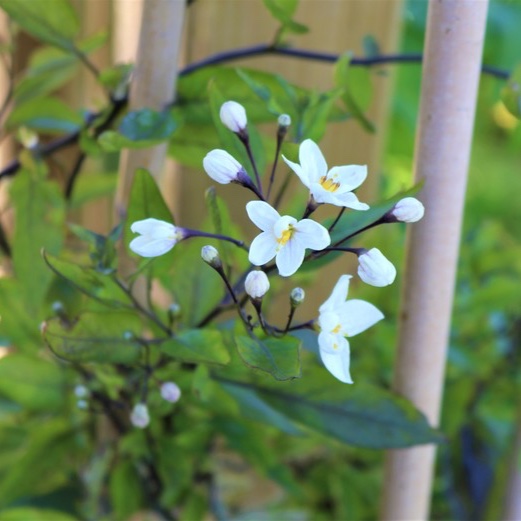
{"left": 203, "top": 149, "right": 245, "bottom": 185}
{"left": 220, "top": 100, "right": 247, "bottom": 134}
{"left": 18, "top": 126, "right": 39, "bottom": 149}
{"left": 245, "top": 270, "right": 270, "bottom": 299}
{"left": 77, "top": 399, "right": 88, "bottom": 410}
{"left": 357, "top": 248, "right": 396, "bottom": 287}
{"left": 52, "top": 301, "right": 65, "bottom": 314}
{"left": 160, "top": 382, "right": 182, "bottom": 403}
{"left": 390, "top": 197, "right": 425, "bottom": 223}
{"left": 123, "top": 330, "right": 134, "bottom": 341}
{"left": 168, "top": 303, "right": 181, "bottom": 318}
{"left": 290, "top": 287, "right": 305, "bottom": 306}
{"left": 277, "top": 114, "right": 291, "bottom": 128}
{"left": 74, "top": 385, "right": 89, "bottom": 398}
{"left": 130, "top": 403, "right": 150, "bottom": 429}
{"left": 201, "top": 245, "right": 222, "bottom": 269}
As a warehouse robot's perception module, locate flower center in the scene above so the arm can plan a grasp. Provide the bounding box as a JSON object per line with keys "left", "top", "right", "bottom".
{"left": 319, "top": 175, "right": 340, "bottom": 193}
{"left": 277, "top": 224, "right": 295, "bottom": 247}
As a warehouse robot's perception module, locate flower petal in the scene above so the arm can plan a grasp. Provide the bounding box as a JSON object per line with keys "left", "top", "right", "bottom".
{"left": 327, "top": 165, "right": 367, "bottom": 192}
{"left": 318, "top": 330, "right": 349, "bottom": 353}
{"left": 294, "top": 219, "right": 331, "bottom": 250}
{"left": 249, "top": 232, "right": 277, "bottom": 266}
{"left": 282, "top": 154, "right": 310, "bottom": 187}
{"left": 338, "top": 299, "right": 384, "bottom": 337}
{"left": 319, "top": 275, "right": 352, "bottom": 314}
{"left": 299, "top": 139, "right": 327, "bottom": 183}
{"left": 276, "top": 239, "right": 305, "bottom": 277}
{"left": 129, "top": 236, "right": 176, "bottom": 257}
{"left": 131, "top": 218, "right": 175, "bottom": 237}
{"left": 330, "top": 191, "right": 370, "bottom": 211}
{"left": 246, "top": 201, "right": 280, "bottom": 231}
{"left": 319, "top": 340, "right": 353, "bottom": 384}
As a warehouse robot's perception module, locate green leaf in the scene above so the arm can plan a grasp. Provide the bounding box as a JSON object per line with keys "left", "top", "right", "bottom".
{"left": 263, "top": 0, "right": 308, "bottom": 35}
{"left": 219, "top": 380, "right": 301, "bottom": 435}
{"left": 235, "top": 380, "right": 444, "bottom": 448}
{"left": 501, "top": 63, "right": 521, "bottom": 118}
{"left": 0, "top": 0, "right": 79, "bottom": 52}
{"left": 43, "top": 251, "right": 131, "bottom": 307}
{"left": 334, "top": 53, "right": 375, "bottom": 133}
{"left": 7, "top": 97, "right": 83, "bottom": 134}
{"left": 109, "top": 459, "right": 144, "bottom": 521}
{"left": 43, "top": 311, "right": 142, "bottom": 363}
{"left": 233, "top": 335, "right": 301, "bottom": 381}
{"left": 120, "top": 108, "right": 178, "bottom": 141}
{"left": 0, "top": 509, "right": 80, "bottom": 521}
{"left": 10, "top": 163, "right": 65, "bottom": 313}
{"left": 161, "top": 329, "right": 230, "bottom": 365}
{"left": 0, "top": 354, "right": 65, "bottom": 412}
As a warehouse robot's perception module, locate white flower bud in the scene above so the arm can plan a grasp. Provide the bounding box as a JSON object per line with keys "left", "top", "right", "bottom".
{"left": 203, "top": 149, "right": 244, "bottom": 184}
{"left": 160, "top": 382, "right": 182, "bottom": 403}
{"left": 290, "top": 287, "right": 305, "bottom": 306}
{"left": 391, "top": 197, "right": 425, "bottom": 223}
{"left": 201, "top": 245, "right": 222, "bottom": 269}
{"left": 74, "top": 385, "right": 89, "bottom": 398}
{"left": 220, "top": 100, "right": 247, "bottom": 133}
{"left": 52, "top": 301, "right": 65, "bottom": 314}
{"left": 357, "top": 248, "right": 396, "bottom": 287}
{"left": 168, "top": 303, "right": 181, "bottom": 317}
{"left": 130, "top": 403, "right": 150, "bottom": 429}
{"left": 77, "top": 399, "right": 88, "bottom": 410}
{"left": 278, "top": 114, "right": 291, "bottom": 128}
{"left": 245, "top": 270, "right": 270, "bottom": 299}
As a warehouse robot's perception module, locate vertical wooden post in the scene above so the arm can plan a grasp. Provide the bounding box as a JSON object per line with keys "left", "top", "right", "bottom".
{"left": 380, "top": 1, "right": 489, "bottom": 519}
{"left": 502, "top": 411, "right": 521, "bottom": 521}
{"left": 114, "top": 0, "right": 186, "bottom": 218}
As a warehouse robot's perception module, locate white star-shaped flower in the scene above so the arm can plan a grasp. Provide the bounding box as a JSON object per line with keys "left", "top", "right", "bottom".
{"left": 246, "top": 201, "right": 330, "bottom": 277}
{"left": 129, "top": 218, "right": 185, "bottom": 258}
{"left": 317, "top": 275, "right": 384, "bottom": 383}
{"left": 282, "top": 139, "right": 369, "bottom": 210}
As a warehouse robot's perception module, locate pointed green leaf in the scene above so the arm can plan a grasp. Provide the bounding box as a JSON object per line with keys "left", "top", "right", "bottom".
{"left": 43, "top": 311, "right": 142, "bottom": 363}
{"left": 234, "top": 335, "right": 301, "bottom": 381}
{"left": 161, "top": 329, "right": 230, "bottom": 365}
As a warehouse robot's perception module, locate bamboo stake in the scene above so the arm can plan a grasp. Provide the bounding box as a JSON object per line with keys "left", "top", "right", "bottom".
{"left": 380, "top": 1, "right": 489, "bottom": 520}
{"left": 502, "top": 410, "right": 521, "bottom": 521}
{"left": 114, "top": 0, "right": 186, "bottom": 219}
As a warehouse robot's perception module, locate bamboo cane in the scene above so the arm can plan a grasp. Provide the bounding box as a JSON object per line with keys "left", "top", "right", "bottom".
{"left": 380, "top": 1, "right": 489, "bottom": 519}
{"left": 114, "top": 0, "right": 186, "bottom": 218}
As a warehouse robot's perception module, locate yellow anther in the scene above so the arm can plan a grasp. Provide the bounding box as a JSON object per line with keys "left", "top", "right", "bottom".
{"left": 319, "top": 175, "right": 340, "bottom": 193}
{"left": 277, "top": 225, "right": 294, "bottom": 246}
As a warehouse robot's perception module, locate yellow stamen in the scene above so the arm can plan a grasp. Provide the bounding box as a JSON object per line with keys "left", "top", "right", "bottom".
{"left": 277, "top": 225, "right": 294, "bottom": 246}
{"left": 320, "top": 175, "right": 340, "bottom": 193}
{"left": 332, "top": 324, "right": 341, "bottom": 334}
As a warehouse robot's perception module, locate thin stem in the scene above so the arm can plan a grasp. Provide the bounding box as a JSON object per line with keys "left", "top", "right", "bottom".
{"left": 267, "top": 128, "right": 286, "bottom": 200}
{"left": 273, "top": 170, "right": 293, "bottom": 210}
{"left": 328, "top": 207, "right": 346, "bottom": 232}
{"left": 240, "top": 135, "right": 264, "bottom": 197}
{"left": 64, "top": 152, "right": 86, "bottom": 200}
{"left": 187, "top": 229, "right": 249, "bottom": 251}
{"left": 112, "top": 276, "right": 172, "bottom": 336}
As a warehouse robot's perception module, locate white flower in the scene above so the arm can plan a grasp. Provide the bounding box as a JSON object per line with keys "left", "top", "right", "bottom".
{"left": 160, "top": 382, "right": 182, "bottom": 403}
{"left": 246, "top": 201, "right": 330, "bottom": 277}
{"left": 203, "top": 149, "right": 245, "bottom": 184}
{"left": 391, "top": 197, "right": 425, "bottom": 223}
{"left": 220, "top": 101, "right": 247, "bottom": 133}
{"left": 130, "top": 403, "right": 150, "bottom": 428}
{"left": 357, "top": 248, "right": 396, "bottom": 287}
{"left": 245, "top": 270, "right": 270, "bottom": 299}
{"left": 318, "top": 275, "right": 384, "bottom": 383}
{"left": 129, "top": 218, "right": 184, "bottom": 258}
{"left": 282, "top": 139, "right": 369, "bottom": 210}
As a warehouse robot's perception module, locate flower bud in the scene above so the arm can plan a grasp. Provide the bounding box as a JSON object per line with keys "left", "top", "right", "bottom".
{"left": 220, "top": 101, "right": 247, "bottom": 133}
{"left": 357, "top": 248, "right": 396, "bottom": 287}
{"left": 203, "top": 149, "right": 245, "bottom": 184}
{"left": 201, "top": 245, "right": 222, "bottom": 269}
{"left": 74, "top": 385, "right": 89, "bottom": 398}
{"left": 77, "top": 399, "right": 88, "bottom": 410}
{"left": 290, "top": 287, "right": 305, "bottom": 306}
{"left": 160, "top": 382, "right": 182, "bottom": 403}
{"left": 245, "top": 270, "right": 270, "bottom": 299}
{"left": 278, "top": 114, "right": 291, "bottom": 128}
{"left": 130, "top": 403, "right": 150, "bottom": 429}
{"left": 168, "top": 302, "right": 181, "bottom": 317}
{"left": 391, "top": 197, "right": 425, "bottom": 223}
